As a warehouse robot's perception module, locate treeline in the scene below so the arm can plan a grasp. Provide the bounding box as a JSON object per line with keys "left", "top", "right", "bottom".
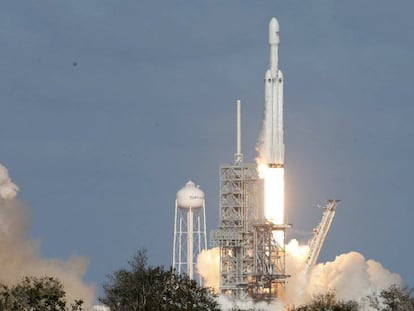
{"left": 0, "top": 276, "right": 84, "bottom": 310}
{"left": 289, "top": 287, "right": 414, "bottom": 311}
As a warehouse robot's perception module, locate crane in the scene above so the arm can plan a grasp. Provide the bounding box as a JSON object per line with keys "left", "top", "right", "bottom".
{"left": 304, "top": 200, "right": 340, "bottom": 273}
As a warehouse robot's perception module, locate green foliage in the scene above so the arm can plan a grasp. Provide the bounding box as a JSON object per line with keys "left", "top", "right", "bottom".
{"left": 291, "top": 291, "right": 359, "bottom": 311}
{"left": 0, "top": 276, "right": 84, "bottom": 311}
{"left": 368, "top": 285, "right": 414, "bottom": 311}
{"left": 291, "top": 286, "right": 414, "bottom": 311}
{"left": 100, "top": 249, "right": 220, "bottom": 311}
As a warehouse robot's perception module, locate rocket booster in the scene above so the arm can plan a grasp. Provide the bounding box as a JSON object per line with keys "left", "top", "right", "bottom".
{"left": 264, "top": 18, "right": 284, "bottom": 167}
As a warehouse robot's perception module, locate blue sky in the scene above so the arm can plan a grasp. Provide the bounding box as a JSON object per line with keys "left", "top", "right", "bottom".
{"left": 1, "top": 0, "right": 413, "bottom": 296}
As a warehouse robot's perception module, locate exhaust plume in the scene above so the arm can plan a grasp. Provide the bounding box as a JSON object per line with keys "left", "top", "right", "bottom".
{"left": 0, "top": 163, "right": 95, "bottom": 307}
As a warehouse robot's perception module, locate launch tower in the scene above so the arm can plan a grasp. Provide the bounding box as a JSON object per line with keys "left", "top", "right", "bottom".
{"left": 211, "top": 99, "right": 290, "bottom": 300}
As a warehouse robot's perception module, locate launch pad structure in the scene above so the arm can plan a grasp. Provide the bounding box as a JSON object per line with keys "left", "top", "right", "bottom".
{"left": 209, "top": 17, "right": 338, "bottom": 302}
{"left": 211, "top": 100, "right": 291, "bottom": 300}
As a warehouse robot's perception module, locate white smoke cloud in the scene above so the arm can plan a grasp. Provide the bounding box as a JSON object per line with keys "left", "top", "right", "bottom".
{"left": 310, "top": 253, "right": 401, "bottom": 300}
{"left": 284, "top": 240, "right": 402, "bottom": 308}
{"left": 0, "top": 163, "right": 95, "bottom": 307}
{"left": 198, "top": 239, "right": 402, "bottom": 310}
{"left": 0, "top": 163, "right": 19, "bottom": 200}
{"left": 218, "top": 295, "right": 284, "bottom": 311}
{"left": 91, "top": 305, "right": 110, "bottom": 311}
{"left": 196, "top": 247, "right": 220, "bottom": 292}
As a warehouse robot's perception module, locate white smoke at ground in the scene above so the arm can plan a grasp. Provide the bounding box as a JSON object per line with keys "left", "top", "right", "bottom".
{"left": 285, "top": 239, "right": 402, "bottom": 309}
{"left": 91, "top": 305, "right": 110, "bottom": 311}
{"left": 283, "top": 239, "right": 310, "bottom": 305}
{"left": 218, "top": 295, "right": 284, "bottom": 311}
{"left": 0, "top": 163, "right": 95, "bottom": 308}
{"left": 198, "top": 240, "right": 402, "bottom": 310}
{"left": 310, "top": 253, "right": 400, "bottom": 304}
{"left": 197, "top": 247, "right": 220, "bottom": 292}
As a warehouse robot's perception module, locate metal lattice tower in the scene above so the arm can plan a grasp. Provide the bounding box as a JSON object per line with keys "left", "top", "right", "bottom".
{"left": 251, "top": 221, "right": 290, "bottom": 299}
{"left": 211, "top": 162, "right": 259, "bottom": 297}
{"left": 211, "top": 100, "right": 290, "bottom": 300}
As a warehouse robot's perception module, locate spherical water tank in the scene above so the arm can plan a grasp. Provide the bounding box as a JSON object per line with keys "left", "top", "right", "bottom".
{"left": 176, "top": 180, "right": 204, "bottom": 209}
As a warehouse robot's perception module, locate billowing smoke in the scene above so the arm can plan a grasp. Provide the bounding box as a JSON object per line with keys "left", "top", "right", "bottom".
{"left": 218, "top": 295, "right": 284, "bottom": 311}
{"left": 0, "top": 163, "right": 95, "bottom": 307}
{"left": 196, "top": 247, "right": 220, "bottom": 292}
{"left": 284, "top": 239, "right": 402, "bottom": 308}
{"left": 91, "top": 306, "right": 110, "bottom": 311}
{"left": 0, "top": 164, "right": 19, "bottom": 200}
{"left": 197, "top": 240, "right": 402, "bottom": 310}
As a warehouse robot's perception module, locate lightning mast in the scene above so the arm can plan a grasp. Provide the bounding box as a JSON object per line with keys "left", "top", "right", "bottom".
{"left": 211, "top": 100, "right": 259, "bottom": 298}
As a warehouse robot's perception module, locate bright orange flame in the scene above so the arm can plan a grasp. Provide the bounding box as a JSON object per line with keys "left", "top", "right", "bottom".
{"left": 258, "top": 164, "right": 285, "bottom": 245}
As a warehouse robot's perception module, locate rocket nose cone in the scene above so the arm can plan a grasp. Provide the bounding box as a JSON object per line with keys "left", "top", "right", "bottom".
{"left": 270, "top": 17, "right": 280, "bottom": 32}
{"left": 278, "top": 70, "right": 283, "bottom": 79}
{"left": 269, "top": 17, "right": 280, "bottom": 44}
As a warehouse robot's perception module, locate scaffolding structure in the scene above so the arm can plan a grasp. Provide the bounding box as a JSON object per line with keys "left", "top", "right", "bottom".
{"left": 211, "top": 162, "right": 290, "bottom": 300}
{"left": 210, "top": 100, "right": 290, "bottom": 300}
{"left": 211, "top": 162, "right": 258, "bottom": 298}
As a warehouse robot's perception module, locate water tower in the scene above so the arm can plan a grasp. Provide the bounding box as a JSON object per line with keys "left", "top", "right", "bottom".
{"left": 172, "top": 180, "right": 207, "bottom": 281}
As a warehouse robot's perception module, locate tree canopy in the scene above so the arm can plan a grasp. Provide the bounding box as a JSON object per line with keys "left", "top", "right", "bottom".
{"left": 369, "top": 285, "right": 414, "bottom": 311}
{"left": 290, "top": 291, "right": 358, "bottom": 311}
{"left": 99, "top": 249, "right": 220, "bottom": 311}
{"left": 0, "top": 276, "right": 84, "bottom": 311}
{"left": 290, "top": 286, "right": 414, "bottom": 311}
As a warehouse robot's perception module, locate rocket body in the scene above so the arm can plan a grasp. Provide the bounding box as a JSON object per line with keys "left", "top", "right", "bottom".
{"left": 264, "top": 18, "right": 284, "bottom": 167}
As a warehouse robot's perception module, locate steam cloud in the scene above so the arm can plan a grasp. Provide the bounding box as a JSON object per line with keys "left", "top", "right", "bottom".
{"left": 0, "top": 164, "right": 19, "bottom": 200}
{"left": 196, "top": 247, "right": 220, "bottom": 291}
{"left": 284, "top": 239, "right": 402, "bottom": 308}
{"left": 197, "top": 239, "right": 402, "bottom": 310}
{"left": 218, "top": 295, "right": 284, "bottom": 311}
{"left": 0, "top": 163, "right": 95, "bottom": 307}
